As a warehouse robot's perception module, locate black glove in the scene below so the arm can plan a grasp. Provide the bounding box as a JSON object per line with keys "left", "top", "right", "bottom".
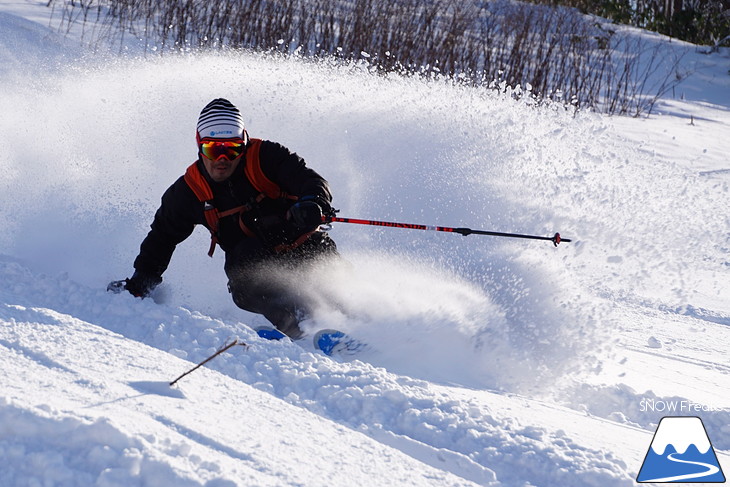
{"left": 108, "top": 271, "right": 161, "bottom": 298}
{"left": 288, "top": 199, "right": 324, "bottom": 231}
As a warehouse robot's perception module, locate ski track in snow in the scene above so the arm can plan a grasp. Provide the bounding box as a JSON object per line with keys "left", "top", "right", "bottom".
{"left": 1, "top": 3, "right": 729, "bottom": 486}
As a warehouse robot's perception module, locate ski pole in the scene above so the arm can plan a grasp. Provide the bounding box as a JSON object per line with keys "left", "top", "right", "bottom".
{"left": 324, "top": 216, "right": 571, "bottom": 247}
{"left": 169, "top": 339, "right": 245, "bottom": 386}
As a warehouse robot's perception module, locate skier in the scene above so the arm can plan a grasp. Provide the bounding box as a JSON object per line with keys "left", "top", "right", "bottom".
{"left": 110, "top": 98, "right": 337, "bottom": 339}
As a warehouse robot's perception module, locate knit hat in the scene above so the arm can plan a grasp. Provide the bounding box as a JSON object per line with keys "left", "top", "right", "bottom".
{"left": 196, "top": 98, "right": 246, "bottom": 142}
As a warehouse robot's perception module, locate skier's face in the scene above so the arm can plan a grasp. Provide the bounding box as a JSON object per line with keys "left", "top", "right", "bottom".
{"left": 202, "top": 152, "right": 242, "bottom": 182}
{"left": 199, "top": 138, "right": 245, "bottom": 182}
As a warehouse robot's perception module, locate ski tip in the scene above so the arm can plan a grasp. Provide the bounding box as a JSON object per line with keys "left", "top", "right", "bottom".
{"left": 254, "top": 325, "right": 287, "bottom": 341}
{"left": 314, "top": 329, "right": 369, "bottom": 356}
{"left": 313, "top": 329, "right": 345, "bottom": 355}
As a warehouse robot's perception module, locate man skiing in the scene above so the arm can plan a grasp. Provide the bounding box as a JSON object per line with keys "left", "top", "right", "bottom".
{"left": 111, "top": 98, "right": 337, "bottom": 339}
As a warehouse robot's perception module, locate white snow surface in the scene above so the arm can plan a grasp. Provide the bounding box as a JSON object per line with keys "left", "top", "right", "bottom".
{"left": 0, "top": 1, "right": 729, "bottom": 486}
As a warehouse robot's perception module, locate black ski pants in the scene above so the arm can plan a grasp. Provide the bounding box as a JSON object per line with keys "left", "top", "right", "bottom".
{"left": 224, "top": 231, "right": 338, "bottom": 339}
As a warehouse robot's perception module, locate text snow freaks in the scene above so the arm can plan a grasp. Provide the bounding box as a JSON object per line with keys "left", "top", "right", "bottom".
{"left": 639, "top": 399, "right": 728, "bottom": 413}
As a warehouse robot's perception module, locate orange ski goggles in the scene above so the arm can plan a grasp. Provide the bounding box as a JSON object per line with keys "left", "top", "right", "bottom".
{"left": 199, "top": 139, "right": 245, "bottom": 161}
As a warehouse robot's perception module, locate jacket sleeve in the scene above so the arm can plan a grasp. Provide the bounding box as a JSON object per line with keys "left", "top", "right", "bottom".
{"left": 259, "top": 141, "right": 332, "bottom": 208}
{"left": 133, "top": 177, "right": 199, "bottom": 277}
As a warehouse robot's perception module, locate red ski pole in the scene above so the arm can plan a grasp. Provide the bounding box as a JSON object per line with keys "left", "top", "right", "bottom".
{"left": 324, "top": 216, "right": 571, "bottom": 247}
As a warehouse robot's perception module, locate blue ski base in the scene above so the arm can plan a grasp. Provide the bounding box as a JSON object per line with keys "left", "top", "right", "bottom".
{"left": 254, "top": 325, "right": 287, "bottom": 341}
{"left": 254, "top": 325, "right": 368, "bottom": 357}
{"left": 314, "top": 329, "right": 369, "bottom": 356}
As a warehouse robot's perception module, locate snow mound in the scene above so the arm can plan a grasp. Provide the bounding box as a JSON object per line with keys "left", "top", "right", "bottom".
{"left": 0, "top": 259, "right": 633, "bottom": 486}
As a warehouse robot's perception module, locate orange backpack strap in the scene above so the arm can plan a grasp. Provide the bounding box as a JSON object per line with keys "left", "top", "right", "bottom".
{"left": 184, "top": 162, "right": 221, "bottom": 257}
{"left": 244, "top": 138, "right": 296, "bottom": 200}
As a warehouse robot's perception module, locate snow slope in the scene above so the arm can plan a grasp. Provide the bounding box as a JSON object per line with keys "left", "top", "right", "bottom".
{"left": 0, "top": 2, "right": 728, "bottom": 486}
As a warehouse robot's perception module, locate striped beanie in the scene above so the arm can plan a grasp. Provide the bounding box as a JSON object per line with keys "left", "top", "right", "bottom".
{"left": 196, "top": 98, "right": 246, "bottom": 142}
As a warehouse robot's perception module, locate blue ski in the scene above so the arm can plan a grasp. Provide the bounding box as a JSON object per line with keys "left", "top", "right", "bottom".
{"left": 313, "top": 329, "right": 369, "bottom": 356}
{"left": 254, "top": 325, "right": 369, "bottom": 357}
{"left": 254, "top": 325, "right": 287, "bottom": 341}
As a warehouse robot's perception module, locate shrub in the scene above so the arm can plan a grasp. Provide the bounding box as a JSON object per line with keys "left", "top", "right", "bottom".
{"left": 48, "top": 0, "right": 688, "bottom": 116}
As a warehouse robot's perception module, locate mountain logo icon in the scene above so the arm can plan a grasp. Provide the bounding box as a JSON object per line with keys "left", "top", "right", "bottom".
{"left": 637, "top": 416, "right": 726, "bottom": 483}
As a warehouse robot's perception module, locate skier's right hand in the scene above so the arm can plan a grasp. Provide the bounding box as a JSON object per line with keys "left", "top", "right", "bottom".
{"left": 108, "top": 271, "right": 162, "bottom": 298}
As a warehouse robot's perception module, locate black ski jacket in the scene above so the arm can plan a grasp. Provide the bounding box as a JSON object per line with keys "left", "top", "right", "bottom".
{"left": 133, "top": 140, "right": 332, "bottom": 278}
